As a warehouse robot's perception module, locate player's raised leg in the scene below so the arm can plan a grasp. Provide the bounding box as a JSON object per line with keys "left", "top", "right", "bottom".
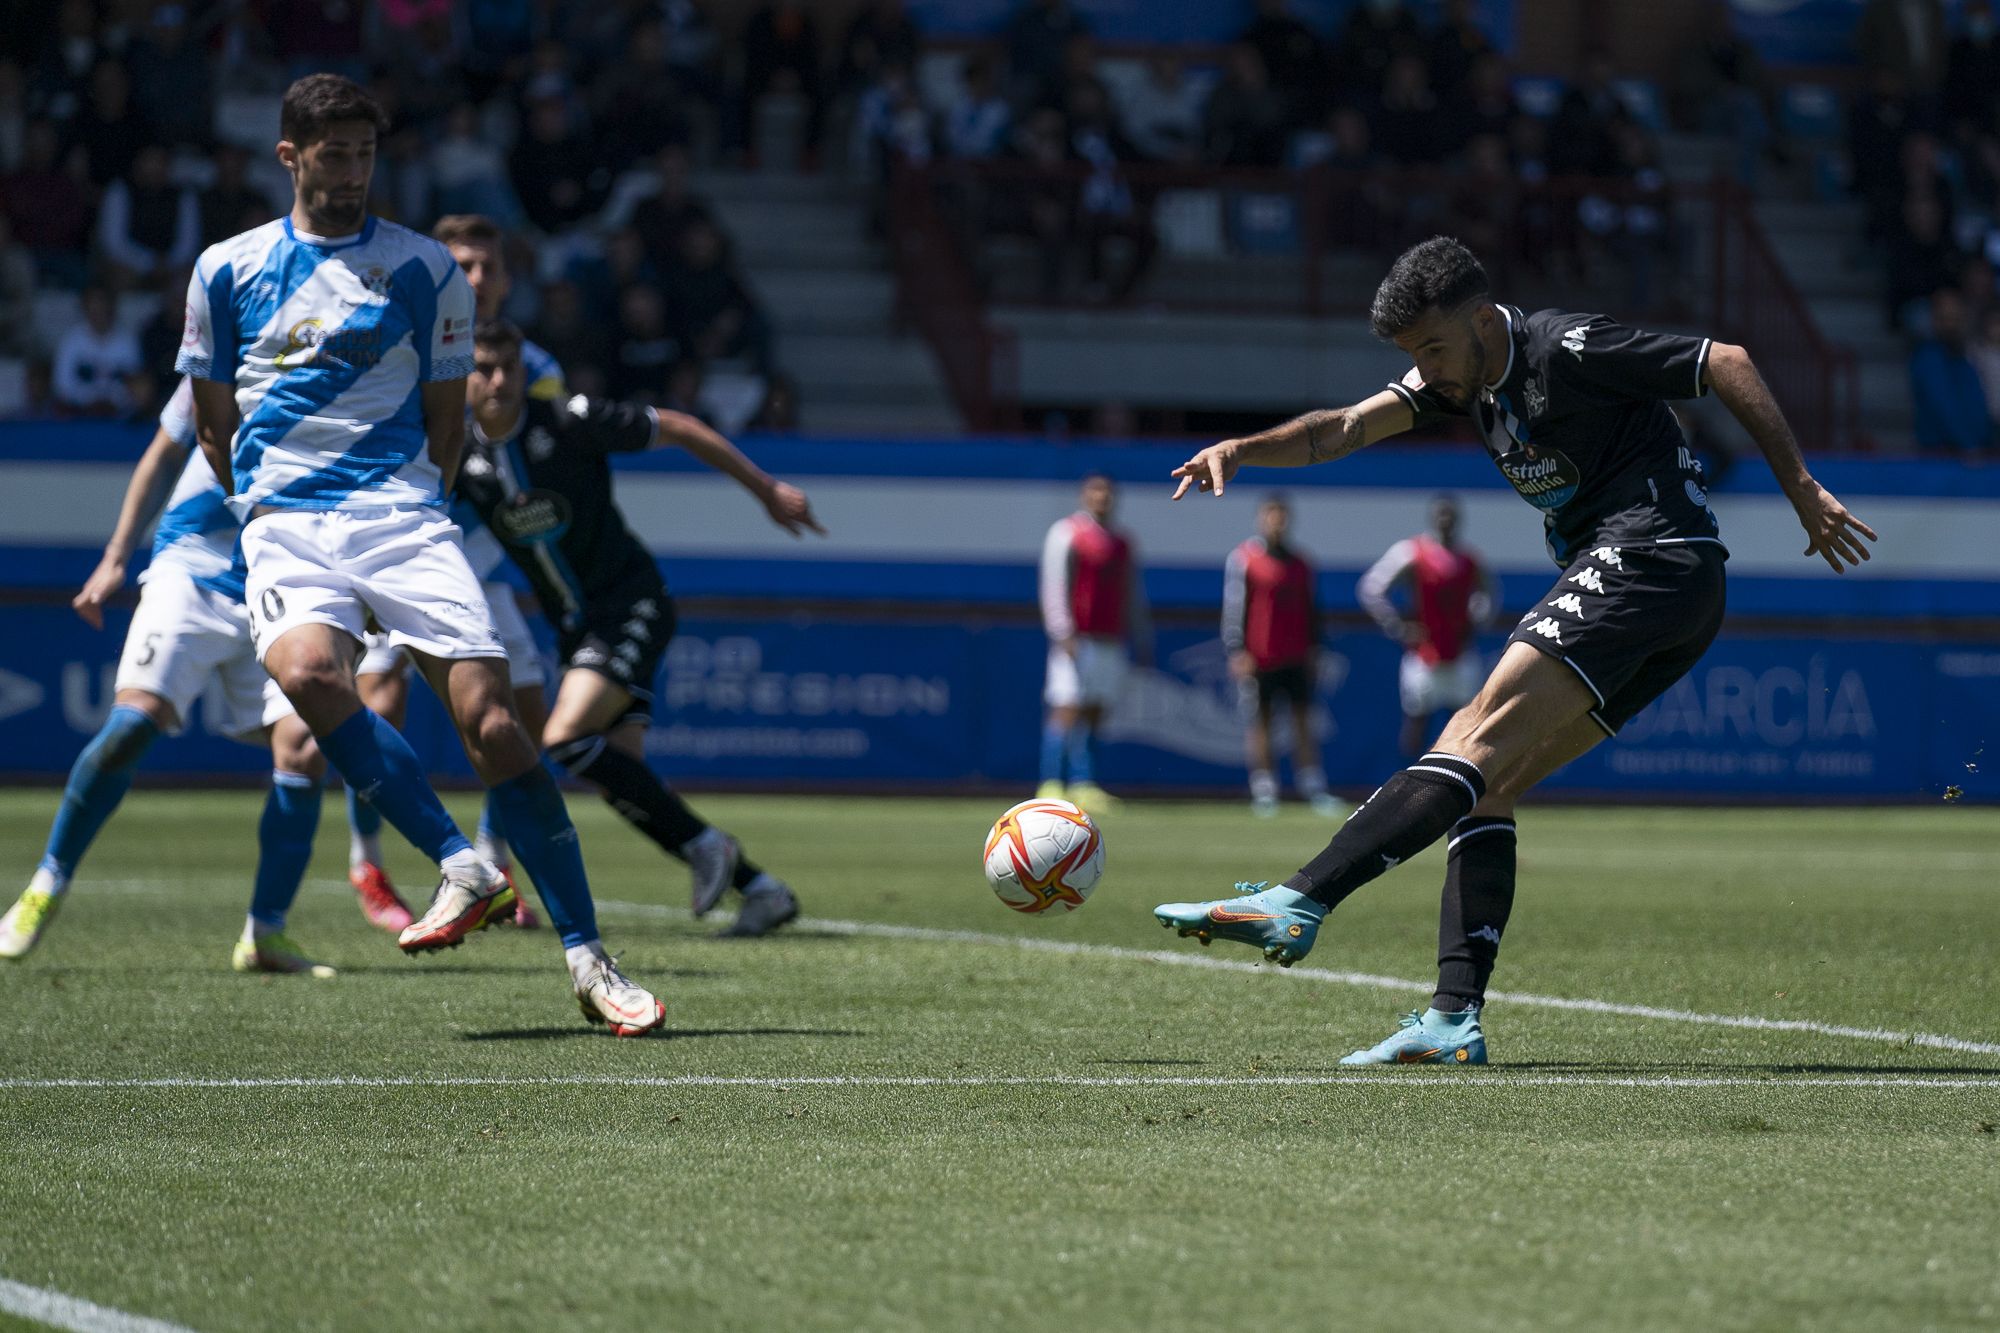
{"left": 541, "top": 668, "right": 796, "bottom": 935}
{"left": 1156, "top": 643, "right": 1595, "bottom": 965}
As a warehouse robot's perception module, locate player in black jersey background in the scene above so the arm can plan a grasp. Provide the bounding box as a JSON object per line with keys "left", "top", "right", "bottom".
{"left": 463, "top": 318, "right": 825, "bottom": 937}
{"left": 1155, "top": 236, "right": 1878, "bottom": 1065}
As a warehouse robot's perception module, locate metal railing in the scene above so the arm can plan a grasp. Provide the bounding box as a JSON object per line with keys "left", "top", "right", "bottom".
{"left": 885, "top": 162, "right": 1019, "bottom": 432}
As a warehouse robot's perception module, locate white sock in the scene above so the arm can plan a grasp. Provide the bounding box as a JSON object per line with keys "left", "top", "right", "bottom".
{"left": 1249, "top": 770, "right": 1279, "bottom": 803}
{"left": 350, "top": 830, "right": 383, "bottom": 869}
{"left": 28, "top": 866, "right": 66, "bottom": 898}
{"left": 1296, "top": 766, "right": 1327, "bottom": 798}
{"left": 475, "top": 830, "right": 510, "bottom": 871}
{"left": 440, "top": 847, "right": 486, "bottom": 882}
{"left": 243, "top": 916, "right": 280, "bottom": 943}
{"left": 565, "top": 939, "right": 607, "bottom": 981}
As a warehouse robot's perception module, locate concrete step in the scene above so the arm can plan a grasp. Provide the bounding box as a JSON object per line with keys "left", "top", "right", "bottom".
{"left": 783, "top": 332, "right": 951, "bottom": 395}
{"left": 752, "top": 267, "right": 898, "bottom": 337}
{"left": 798, "top": 398, "right": 964, "bottom": 437}
{"left": 1755, "top": 198, "right": 1866, "bottom": 239}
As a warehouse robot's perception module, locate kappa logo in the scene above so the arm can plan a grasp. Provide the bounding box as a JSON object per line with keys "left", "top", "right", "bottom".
{"left": 631, "top": 599, "right": 659, "bottom": 619}
{"left": 1471, "top": 925, "right": 1503, "bottom": 944}
{"left": 1548, "top": 592, "right": 1585, "bottom": 616}
{"left": 1527, "top": 617, "right": 1564, "bottom": 642}
{"left": 622, "top": 619, "right": 650, "bottom": 639}
{"left": 1561, "top": 324, "right": 1588, "bottom": 358}
{"left": 1589, "top": 546, "right": 1623, "bottom": 569}
{"left": 1569, "top": 567, "right": 1606, "bottom": 594}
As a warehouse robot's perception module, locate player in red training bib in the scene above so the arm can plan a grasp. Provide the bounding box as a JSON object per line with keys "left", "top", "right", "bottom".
{"left": 1358, "top": 495, "right": 1497, "bottom": 754}
{"left": 1038, "top": 474, "right": 1152, "bottom": 812}
{"left": 1222, "top": 496, "right": 1345, "bottom": 818}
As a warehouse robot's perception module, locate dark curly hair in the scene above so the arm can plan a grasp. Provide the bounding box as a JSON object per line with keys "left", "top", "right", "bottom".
{"left": 1369, "top": 237, "right": 1490, "bottom": 340}
{"left": 280, "top": 73, "right": 388, "bottom": 148}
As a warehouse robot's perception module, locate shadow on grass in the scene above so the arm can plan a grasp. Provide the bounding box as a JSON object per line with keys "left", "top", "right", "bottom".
{"left": 1314, "top": 1061, "right": 2000, "bottom": 1077}
{"left": 457, "top": 1026, "right": 868, "bottom": 1043}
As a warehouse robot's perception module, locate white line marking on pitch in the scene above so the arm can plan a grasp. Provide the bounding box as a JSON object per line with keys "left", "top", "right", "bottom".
{"left": 596, "top": 899, "right": 2000, "bottom": 1059}
{"left": 0, "top": 1277, "right": 194, "bottom": 1333}
{"left": 0, "top": 1075, "right": 1995, "bottom": 1091}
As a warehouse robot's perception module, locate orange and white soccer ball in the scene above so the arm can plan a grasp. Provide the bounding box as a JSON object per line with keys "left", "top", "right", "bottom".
{"left": 982, "top": 798, "right": 1105, "bottom": 914}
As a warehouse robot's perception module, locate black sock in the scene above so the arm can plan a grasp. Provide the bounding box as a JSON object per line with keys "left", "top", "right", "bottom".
{"left": 1282, "top": 753, "right": 1486, "bottom": 910}
{"left": 548, "top": 736, "right": 709, "bottom": 855}
{"left": 1432, "top": 816, "right": 1517, "bottom": 1011}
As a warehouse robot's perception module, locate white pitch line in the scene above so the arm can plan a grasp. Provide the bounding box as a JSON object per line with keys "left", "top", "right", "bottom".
{"left": 596, "top": 899, "right": 2000, "bottom": 1059}
{"left": 0, "top": 1074, "right": 1995, "bottom": 1091}
{"left": 0, "top": 1278, "right": 194, "bottom": 1333}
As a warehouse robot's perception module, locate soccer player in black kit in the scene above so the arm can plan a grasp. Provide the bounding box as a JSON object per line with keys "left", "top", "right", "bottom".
{"left": 1155, "top": 237, "right": 1878, "bottom": 1064}
{"left": 461, "top": 319, "right": 826, "bottom": 936}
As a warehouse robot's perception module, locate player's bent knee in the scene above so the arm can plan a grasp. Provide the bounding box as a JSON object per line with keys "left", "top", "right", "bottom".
{"left": 546, "top": 734, "right": 608, "bottom": 779}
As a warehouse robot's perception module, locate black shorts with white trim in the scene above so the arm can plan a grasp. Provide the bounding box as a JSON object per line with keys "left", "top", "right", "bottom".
{"left": 1506, "top": 541, "right": 1727, "bottom": 735}
{"left": 557, "top": 561, "right": 676, "bottom": 726}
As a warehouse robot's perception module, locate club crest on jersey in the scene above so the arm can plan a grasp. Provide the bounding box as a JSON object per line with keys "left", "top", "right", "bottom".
{"left": 358, "top": 264, "right": 394, "bottom": 299}
{"left": 1522, "top": 376, "right": 1546, "bottom": 418}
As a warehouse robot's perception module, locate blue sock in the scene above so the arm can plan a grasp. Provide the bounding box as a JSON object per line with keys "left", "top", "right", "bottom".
{"left": 345, "top": 782, "right": 383, "bottom": 840}
{"left": 41, "top": 704, "right": 160, "bottom": 880}
{"left": 1039, "top": 724, "right": 1067, "bottom": 785}
{"left": 316, "top": 709, "right": 470, "bottom": 864}
{"left": 1066, "top": 725, "right": 1096, "bottom": 785}
{"left": 488, "top": 760, "right": 597, "bottom": 948}
{"left": 250, "top": 771, "right": 323, "bottom": 929}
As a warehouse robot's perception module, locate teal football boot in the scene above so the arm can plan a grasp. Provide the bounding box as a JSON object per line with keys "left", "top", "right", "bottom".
{"left": 1153, "top": 881, "right": 1323, "bottom": 967}
{"left": 1339, "top": 1007, "right": 1488, "bottom": 1066}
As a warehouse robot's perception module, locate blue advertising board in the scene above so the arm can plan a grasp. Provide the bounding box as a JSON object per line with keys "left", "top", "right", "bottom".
{"left": 902, "top": 0, "right": 1514, "bottom": 50}
{"left": 4, "top": 603, "right": 1991, "bottom": 802}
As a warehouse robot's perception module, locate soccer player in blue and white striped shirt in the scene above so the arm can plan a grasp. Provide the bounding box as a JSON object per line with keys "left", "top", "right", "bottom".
{"left": 178, "top": 74, "right": 662, "bottom": 1035}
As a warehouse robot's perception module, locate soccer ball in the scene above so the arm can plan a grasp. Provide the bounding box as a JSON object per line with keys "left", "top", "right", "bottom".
{"left": 982, "top": 798, "right": 1105, "bottom": 914}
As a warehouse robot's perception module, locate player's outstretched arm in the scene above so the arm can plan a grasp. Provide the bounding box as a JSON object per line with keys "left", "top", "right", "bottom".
{"left": 189, "top": 379, "right": 239, "bottom": 497}
{"left": 1170, "top": 389, "right": 1414, "bottom": 500}
{"left": 73, "top": 424, "right": 185, "bottom": 629}
{"left": 652, "top": 408, "right": 827, "bottom": 537}
{"left": 1705, "top": 342, "right": 1878, "bottom": 573}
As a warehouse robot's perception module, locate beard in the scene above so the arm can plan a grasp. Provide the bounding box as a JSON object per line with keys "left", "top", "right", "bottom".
{"left": 305, "top": 186, "right": 366, "bottom": 233}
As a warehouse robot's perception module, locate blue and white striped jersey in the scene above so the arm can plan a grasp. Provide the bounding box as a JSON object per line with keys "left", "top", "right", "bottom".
{"left": 176, "top": 215, "right": 476, "bottom": 515}
{"left": 146, "top": 377, "right": 246, "bottom": 601}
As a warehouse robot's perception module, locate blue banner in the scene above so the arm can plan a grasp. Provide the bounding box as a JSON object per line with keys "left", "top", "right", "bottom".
{"left": 902, "top": 0, "right": 1514, "bottom": 51}
{"left": 8, "top": 604, "right": 1988, "bottom": 802}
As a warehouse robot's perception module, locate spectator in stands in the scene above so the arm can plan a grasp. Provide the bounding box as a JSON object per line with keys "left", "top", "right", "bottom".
{"left": 1440, "top": 51, "right": 1518, "bottom": 156}
{"left": 1006, "top": 0, "right": 1091, "bottom": 109}
{"left": 609, "top": 283, "right": 678, "bottom": 402}
{"left": 1204, "top": 44, "right": 1290, "bottom": 168}
{"left": 741, "top": 1, "right": 828, "bottom": 168}
{"left": 209, "top": 5, "right": 284, "bottom": 99}
{"left": 1944, "top": 0, "right": 2000, "bottom": 138}
{"left": 1335, "top": 0, "right": 1423, "bottom": 103}
{"left": 1374, "top": 52, "right": 1445, "bottom": 165}
{"left": 664, "top": 216, "right": 777, "bottom": 375}
{"left": 1673, "top": 0, "right": 1786, "bottom": 186}
{"left": 944, "top": 52, "right": 1013, "bottom": 160}
{"left": 1427, "top": 0, "right": 1494, "bottom": 98}
{"left": 27, "top": 0, "right": 100, "bottom": 124}
{"left": 199, "top": 144, "right": 277, "bottom": 247}
{"left": 510, "top": 96, "right": 608, "bottom": 236}
{"left": 427, "top": 102, "right": 521, "bottom": 227}
{"left": 1316, "top": 105, "right": 1394, "bottom": 249}
{"left": 836, "top": 1, "right": 921, "bottom": 102}
{"left": 1888, "top": 190, "right": 1958, "bottom": 329}
{"left": 67, "top": 59, "right": 145, "bottom": 188}
{"left": 535, "top": 278, "right": 613, "bottom": 397}
{"left": 0, "top": 213, "right": 36, "bottom": 357}
{"left": 1242, "top": 0, "right": 1326, "bottom": 129}
{"left": 1849, "top": 68, "right": 1922, "bottom": 245}
{"left": 596, "top": 17, "right": 692, "bottom": 174}
{"left": 2, "top": 118, "right": 92, "bottom": 287}
{"left": 51, "top": 283, "right": 144, "bottom": 417}
{"left": 96, "top": 143, "right": 197, "bottom": 291}
{"left": 1120, "top": 52, "right": 1205, "bottom": 165}
{"left": 855, "top": 58, "right": 935, "bottom": 172}
{"left": 1910, "top": 285, "right": 1994, "bottom": 451}
{"left": 1970, "top": 302, "right": 2000, "bottom": 429}
{"left": 270, "top": 0, "right": 367, "bottom": 83}
{"left": 125, "top": 4, "right": 211, "bottom": 150}
{"left": 1067, "top": 78, "right": 1157, "bottom": 304}
{"left": 0, "top": 62, "right": 26, "bottom": 173}
{"left": 582, "top": 226, "right": 663, "bottom": 323}
{"left": 632, "top": 143, "right": 719, "bottom": 270}
{"left": 374, "top": 8, "right": 466, "bottom": 128}
{"left": 660, "top": 0, "right": 732, "bottom": 151}
{"left": 1547, "top": 50, "right": 1622, "bottom": 179}
{"left": 1857, "top": 0, "right": 1950, "bottom": 102}
{"left": 137, "top": 264, "right": 190, "bottom": 390}
{"left": 1008, "top": 105, "right": 1076, "bottom": 299}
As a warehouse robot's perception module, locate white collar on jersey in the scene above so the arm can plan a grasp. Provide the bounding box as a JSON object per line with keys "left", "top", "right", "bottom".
{"left": 1479, "top": 304, "right": 1517, "bottom": 404}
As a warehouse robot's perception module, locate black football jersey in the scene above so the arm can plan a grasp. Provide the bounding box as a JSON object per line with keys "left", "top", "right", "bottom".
{"left": 1383, "top": 305, "right": 1724, "bottom": 565}
{"left": 455, "top": 394, "right": 660, "bottom": 630}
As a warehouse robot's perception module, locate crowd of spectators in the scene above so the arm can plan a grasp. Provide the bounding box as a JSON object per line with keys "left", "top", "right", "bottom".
{"left": 857, "top": 0, "right": 1676, "bottom": 310}
{"left": 1844, "top": 0, "right": 2000, "bottom": 451}
{"left": 0, "top": 0, "right": 821, "bottom": 427}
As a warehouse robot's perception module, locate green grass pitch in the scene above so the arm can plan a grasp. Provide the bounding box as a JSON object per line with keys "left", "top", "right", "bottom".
{"left": 0, "top": 790, "right": 1997, "bottom": 1331}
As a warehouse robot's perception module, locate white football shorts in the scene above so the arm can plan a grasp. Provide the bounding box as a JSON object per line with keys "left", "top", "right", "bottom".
{"left": 239, "top": 507, "right": 505, "bottom": 666}
{"left": 354, "top": 583, "right": 547, "bottom": 689}
{"left": 1399, "top": 651, "right": 1485, "bottom": 719}
{"left": 1044, "top": 635, "right": 1130, "bottom": 709}
{"left": 115, "top": 561, "right": 293, "bottom": 738}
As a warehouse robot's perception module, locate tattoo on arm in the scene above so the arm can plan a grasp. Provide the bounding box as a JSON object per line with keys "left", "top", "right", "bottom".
{"left": 1301, "top": 409, "right": 1359, "bottom": 464}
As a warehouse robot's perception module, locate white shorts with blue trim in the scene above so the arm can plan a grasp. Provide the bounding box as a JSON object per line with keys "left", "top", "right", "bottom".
{"left": 114, "top": 561, "right": 292, "bottom": 739}
{"left": 354, "top": 582, "right": 547, "bottom": 690}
